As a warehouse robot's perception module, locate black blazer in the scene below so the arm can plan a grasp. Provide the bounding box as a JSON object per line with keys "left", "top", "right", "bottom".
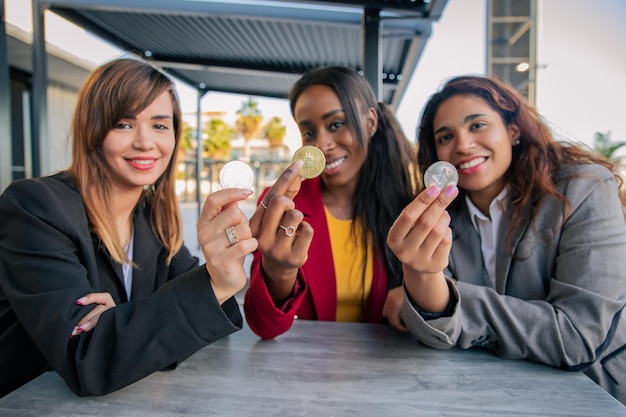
{"left": 0, "top": 173, "right": 242, "bottom": 397}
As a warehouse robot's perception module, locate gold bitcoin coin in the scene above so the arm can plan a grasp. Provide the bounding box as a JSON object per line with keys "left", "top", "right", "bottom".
{"left": 292, "top": 145, "right": 326, "bottom": 179}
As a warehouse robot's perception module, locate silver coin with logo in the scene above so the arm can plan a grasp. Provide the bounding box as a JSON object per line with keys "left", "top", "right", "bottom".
{"left": 219, "top": 160, "right": 255, "bottom": 189}
{"left": 424, "top": 161, "right": 458, "bottom": 188}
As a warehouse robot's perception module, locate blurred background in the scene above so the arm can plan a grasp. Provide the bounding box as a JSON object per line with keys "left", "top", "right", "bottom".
{"left": 2, "top": 0, "right": 625, "bottom": 260}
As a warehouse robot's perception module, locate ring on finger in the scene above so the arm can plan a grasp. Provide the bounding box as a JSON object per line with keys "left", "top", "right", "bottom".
{"left": 259, "top": 201, "right": 268, "bottom": 209}
{"left": 279, "top": 225, "right": 296, "bottom": 237}
{"left": 225, "top": 226, "right": 239, "bottom": 246}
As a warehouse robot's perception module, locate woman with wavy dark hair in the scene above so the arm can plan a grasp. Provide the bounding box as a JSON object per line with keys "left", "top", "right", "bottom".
{"left": 387, "top": 75, "right": 626, "bottom": 404}
{"left": 245, "top": 66, "right": 419, "bottom": 339}
{"left": 0, "top": 57, "right": 256, "bottom": 397}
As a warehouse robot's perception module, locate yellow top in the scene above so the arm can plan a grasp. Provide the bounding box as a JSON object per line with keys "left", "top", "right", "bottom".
{"left": 324, "top": 206, "right": 374, "bottom": 322}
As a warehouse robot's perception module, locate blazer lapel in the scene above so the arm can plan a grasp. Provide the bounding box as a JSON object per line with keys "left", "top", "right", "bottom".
{"left": 449, "top": 207, "right": 487, "bottom": 286}
{"left": 296, "top": 178, "right": 337, "bottom": 321}
{"left": 494, "top": 205, "right": 530, "bottom": 294}
{"left": 129, "top": 205, "right": 162, "bottom": 300}
{"left": 91, "top": 231, "right": 126, "bottom": 300}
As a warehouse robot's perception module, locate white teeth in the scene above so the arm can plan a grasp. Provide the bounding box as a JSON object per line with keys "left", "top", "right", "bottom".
{"left": 325, "top": 157, "right": 344, "bottom": 170}
{"left": 458, "top": 157, "right": 486, "bottom": 170}
{"left": 131, "top": 159, "right": 154, "bottom": 165}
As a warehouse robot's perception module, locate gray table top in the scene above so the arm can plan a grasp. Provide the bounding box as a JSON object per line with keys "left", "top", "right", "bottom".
{"left": 1, "top": 320, "right": 624, "bottom": 416}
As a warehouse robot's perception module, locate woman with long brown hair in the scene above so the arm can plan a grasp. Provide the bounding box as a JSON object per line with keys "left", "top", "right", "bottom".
{"left": 0, "top": 57, "right": 256, "bottom": 397}
{"left": 388, "top": 75, "right": 626, "bottom": 404}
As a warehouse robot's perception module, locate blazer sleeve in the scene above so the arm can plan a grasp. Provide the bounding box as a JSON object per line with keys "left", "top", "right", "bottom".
{"left": 401, "top": 165, "right": 626, "bottom": 370}
{"left": 243, "top": 250, "right": 309, "bottom": 339}
{"left": 0, "top": 178, "right": 242, "bottom": 396}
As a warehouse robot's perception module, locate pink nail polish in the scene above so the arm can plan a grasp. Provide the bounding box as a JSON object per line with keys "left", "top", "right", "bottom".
{"left": 427, "top": 186, "right": 440, "bottom": 197}
{"left": 445, "top": 184, "right": 458, "bottom": 197}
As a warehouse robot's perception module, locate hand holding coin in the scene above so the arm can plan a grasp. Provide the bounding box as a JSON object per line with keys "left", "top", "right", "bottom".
{"left": 292, "top": 145, "right": 325, "bottom": 179}
{"left": 424, "top": 161, "right": 458, "bottom": 188}
{"left": 219, "top": 160, "right": 255, "bottom": 189}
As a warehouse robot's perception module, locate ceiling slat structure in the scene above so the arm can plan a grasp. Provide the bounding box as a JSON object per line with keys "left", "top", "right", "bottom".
{"left": 0, "top": 0, "right": 449, "bottom": 187}
{"left": 39, "top": 0, "right": 449, "bottom": 107}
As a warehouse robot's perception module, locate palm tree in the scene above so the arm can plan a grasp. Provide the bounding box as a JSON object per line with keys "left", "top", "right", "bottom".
{"left": 203, "top": 117, "right": 234, "bottom": 159}
{"left": 236, "top": 96, "right": 263, "bottom": 160}
{"left": 591, "top": 131, "right": 626, "bottom": 164}
{"left": 177, "top": 120, "right": 194, "bottom": 152}
{"left": 592, "top": 131, "right": 626, "bottom": 209}
{"left": 264, "top": 116, "right": 287, "bottom": 154}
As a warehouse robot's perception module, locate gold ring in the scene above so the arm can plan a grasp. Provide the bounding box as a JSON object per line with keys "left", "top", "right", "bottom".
{"left": 259, "top": 201, "right": 268, "bottom": 209}
{"left": 279, "top": 225, "right": 296, "bottom": 237}
{"left": 225, "top": 226, "right": 239, "bottom": 246}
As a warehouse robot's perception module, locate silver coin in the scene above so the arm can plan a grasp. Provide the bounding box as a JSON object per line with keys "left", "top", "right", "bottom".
{"left": 219, "top": 160, "right": 254, "bottom": 189}
{"left": 424, "top": 161, "right": 458, "bottom": 188}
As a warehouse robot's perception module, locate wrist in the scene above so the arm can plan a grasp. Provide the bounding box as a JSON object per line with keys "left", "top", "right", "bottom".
{"left": 261, "top": 260, "right": 299, "bottom": 302}
{"left": 403, "top": 268, "right": 449, "bottom": 313}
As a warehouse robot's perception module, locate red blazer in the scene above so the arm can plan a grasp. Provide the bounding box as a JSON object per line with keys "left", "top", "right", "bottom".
{"left": 244, "top": 177, "right": 389, "bottom": 339}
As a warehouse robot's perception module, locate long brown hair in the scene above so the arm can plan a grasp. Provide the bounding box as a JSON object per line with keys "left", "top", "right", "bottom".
{"left": 417, "top": 75, "right": 620, "bottom": 250}
{"left": 66, "top": 57, "right": 183, "bottom": 264}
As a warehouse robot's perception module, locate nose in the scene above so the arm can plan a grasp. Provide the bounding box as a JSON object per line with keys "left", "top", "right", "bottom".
{"left": 132, "top": 125, "right": 155, "bottom": 150}
{"left": 313, "top": 130, "right": 335, "bottom": 152}
{"left": 454, "top": 131, "right": 475, "bottom": 153}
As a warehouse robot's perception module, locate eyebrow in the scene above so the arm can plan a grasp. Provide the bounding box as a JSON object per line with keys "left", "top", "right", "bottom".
{"left": 120, "top": 114, "right": 173, "bottom": 120}
{"left": 151, "top": 115, "right": 173, "bottom": 121}
{"left": 433, "top": 113, "right": 486, "bottom": 135}
{"left": 297, "top": 109, "right": 344, "bottom": 128}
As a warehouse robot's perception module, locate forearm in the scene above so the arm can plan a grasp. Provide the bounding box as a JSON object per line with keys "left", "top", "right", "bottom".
{"left": 403, "top": 266, "right": 451, "bottom": 313}
{"left": 261, "top": 258, "right": 299, "bottom": 303}
{"left": 68, "top": 267, "right": 242, "bottom": 395}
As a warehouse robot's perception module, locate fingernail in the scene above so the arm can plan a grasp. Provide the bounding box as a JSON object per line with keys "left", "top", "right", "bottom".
{"left": 427, "top": 185, "right": 440, "bottom": 197}
{"left": 445, "top": 184, "right": 458, "bottom": 197}
{"left": 75, "top": 297, "right": 87, "bottom": 305}
{"left": 240, "top": 189, "right": 253, "bottom": 196}
{"left": 292, "top": 159, "right": 304, "bottom": 169}
{"left": 70, "top": 327, "right": 81, "bottom": 338}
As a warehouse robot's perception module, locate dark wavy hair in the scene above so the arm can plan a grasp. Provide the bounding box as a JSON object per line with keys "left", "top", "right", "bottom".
{"left": 289, "top": 66, "right": 419, "bottom": 289}
{"left": 417, "top": 75, "right": 620, "bottom": 250}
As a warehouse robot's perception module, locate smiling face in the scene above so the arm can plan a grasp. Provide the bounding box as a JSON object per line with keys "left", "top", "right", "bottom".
{"left": 293, "top": 84, "right": 375, "bottom": 190}
{"left": 101, "top": 91, "right": 176, "bottom": 194}
{"left": 433, "top": 94, "right": 519, "bottom": 210}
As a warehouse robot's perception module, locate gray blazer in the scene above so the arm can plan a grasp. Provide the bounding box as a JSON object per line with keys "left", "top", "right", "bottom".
{"left": 401, "top": 163, "right": 626, "bottom": 404}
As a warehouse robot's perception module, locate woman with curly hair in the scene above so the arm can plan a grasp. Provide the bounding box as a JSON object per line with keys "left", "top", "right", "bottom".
{"left": 388, "top": 75, "right": 626, "bottom": 404}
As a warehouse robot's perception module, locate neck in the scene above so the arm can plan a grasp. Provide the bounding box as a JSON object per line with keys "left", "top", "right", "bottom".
{"left": 322, "top": 182, "right": 355, "bottom": 220}
{"left": 110, "top": 188, "right": 141, "bottom": 248}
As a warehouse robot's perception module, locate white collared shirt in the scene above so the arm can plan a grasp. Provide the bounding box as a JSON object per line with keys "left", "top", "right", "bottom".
{"left": 122, "top": 231, "right": 134, "bottom": 300}
{"left": 465, "top": 187, "right": 509, "bottom": 289}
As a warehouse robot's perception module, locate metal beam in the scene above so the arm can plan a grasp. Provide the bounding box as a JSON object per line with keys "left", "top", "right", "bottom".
{"left": 32, "top": 0, "right": 49, "bottom": 176}
{"left": 0, "top": 0, "right": 12, "bottom": 191}
{"left": 363, "top": 8, "right": 382, "bottom": 100}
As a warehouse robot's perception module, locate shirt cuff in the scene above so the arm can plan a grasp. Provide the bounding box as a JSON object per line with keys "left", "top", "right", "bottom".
{"left": 406, "top": 279, "right": 457, "bottom": 320}
{"left": 274, "top": 274, "right": 304, "bottom": 312}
